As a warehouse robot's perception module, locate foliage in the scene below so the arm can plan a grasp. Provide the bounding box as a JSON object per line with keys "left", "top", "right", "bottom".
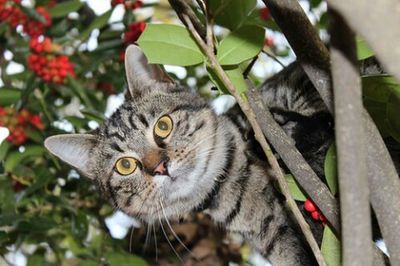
{"left": 0, "top": 0, "right": 399, "bottom": 265}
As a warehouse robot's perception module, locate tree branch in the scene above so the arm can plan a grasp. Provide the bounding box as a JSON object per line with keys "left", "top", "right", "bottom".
{"left": 262, "top": 0, "right": 399, "bottom": 264}
{"left": 329, "top": 11, "right": 372, "bottom": 266}
{"left": 326, "top": 0, "right": 400, "bottom": 83}
{"left": 262, "top": 0, "right": 333, "bottom": 113}
{"left": 176, "top": 10, "right": 327, "bottom": 266}
{"left": 168, "top": 0, "right": 206, "bottom": 40}
{"left": 246, "top": 88, "right": 340, "bottom": 233}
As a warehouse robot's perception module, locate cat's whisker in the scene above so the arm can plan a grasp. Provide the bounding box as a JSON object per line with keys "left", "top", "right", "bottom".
{"left": 129, "top": 225, "right": 135, "bottom": 253}
{"left": 159, "top": 199, "right": 194, "bottom": 257}
{"left": 152, "top": 223, "right": 158, "bottom": 262}
{"left": 156, "top": 203, "right": 184, "bottom": 264}
{"left": 180, "top": 131, "right": 220, "bottom": 154}
{"left": 143, "top": 223, "right": 152, "bottom": 253}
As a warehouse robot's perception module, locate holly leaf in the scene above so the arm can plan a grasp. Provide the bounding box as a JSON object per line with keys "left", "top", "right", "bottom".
{"left": 357, "top": 36, "right": 374, "bottom": 60}
{"left": 209, "top": 0, "right": 257, "bottom": 30}
{"left": 49, "top": 0, "right": 84, "bottom": 18}
{"left": 387, "top": 90, "right": 400, "bottom": 142}
{"left": 321, "top": 226, "right": 341, "bottom": 266}
{"left": 207, "top": 65, "right": 247, "bottom": 94}
{"left": 105, "top": 251, "right": 148, "bottom": 266}
{"left": 0, "top": 88, "right": 22, "bottom": 106}
{"left": 4, "top": 145, "right": 45, "bottom": 172}
{"left": 138, "top": 24, "right": 204, "bottom": 66}
{"left": 80, "top": 10, "right": 112, "bottom": 41}
{"left": 217, "top": 25, "right": 265, "bottom": 65}
{"left": 324, "top": 143, "right": 338, "bottom": 195}
{"left": 362, "top": 74, "right": 400, "bottom": 142}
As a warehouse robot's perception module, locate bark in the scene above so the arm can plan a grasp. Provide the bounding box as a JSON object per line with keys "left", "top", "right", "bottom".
{"left": 330, "top": 11, "right": 372, "bottom": 266}
{"left": 246, "top": 88, "right": 340, "bottom": 233}
{"left": 262, "top": 0, "right": 333, "bottom": 113}
{"left": 262, "top": 0, "right": 399, "bottom": 263}
{"left": 327, "top": 0, "right": 400, "bottom": 83}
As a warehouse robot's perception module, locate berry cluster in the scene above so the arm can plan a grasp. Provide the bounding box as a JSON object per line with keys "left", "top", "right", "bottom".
{"left": 0, "top": 1, "right": 52, "bottom": 37}
{"left": 304, "top": 198, "right": 327, "bottom": 225}
{"left": 119, "top": 21, "right": 146, "bottom": 61}
{"left": 0, "top": 106, "right": 45, "bottom": 146}
{"left": 124, "top": 21, "right": 146, "bottom": 44}
{"left": 27, "top": 37, "right": 75, "bottom": 84}
{"left": 111, "top": 0, "right": 143, "bottom": 9}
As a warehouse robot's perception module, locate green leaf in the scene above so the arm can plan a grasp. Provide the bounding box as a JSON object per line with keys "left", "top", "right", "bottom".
{"left": 362, "top": 75, "right": 393, "bottom": 103}
{"left": 363, "top": 99, "right": 390, "bottom": 137}
{"left": 105, "top": 251, "right": 148, "bottom": 266}
{"left": 207, "top": 65, "right": 247, "bottom": 94}
{"left": 20, "top": 6, "right": 46, "bottom": 23}
{"left": 0, "top": 88, "right": 21, "bottom": 105}
{"left": 4, "top": 145, "right": 45, "bottom": 172}
{"left": 321, "top": 226, "right": 341, "bottom": 266}
{"left": 71, "top": 212, "right": 88, "bottom": 239}
{"left": 387, "top": 90, "right": 400, "bottom": 142}
{"left": 16, "top": 217, "right": 56, "bottom": 233}
{"left": 0, "top": 141, "right": 11, "bottom": 161}
{"left": 49, "top": 0, "right": 84, "bottom": 18}
{"left": 66, "top": 76, "right": 94, "bottom": 109}
{"left": 209, "top": 0, "right": 257, "bottom": 30}
{"left": 19, "top": 173, "right": 52, "bottom": 199}
{"left": 285, "top": 174, "right": 307, "bottom": 201}
{"left": 356, "top": 36, "right": 374, "bottom": 60}
{"left": 80, "top": 10, "right": 112, "bottom": 41}
{"left": 362, "top": 74, "right": 400, "bottom": 141}
{"left": 27, "top": 255, "right": 45, "bottom": 266}
{"left": 0, "top": 178, "right": 16, "bottom": 213}
{"left": 137, "top": 24, "right": 204, "bottom": 66}
{"left": 81, "top": 109, "right": 105, "bottom": 123}
{"left": 0, "top": 214, "right": 23, "bottom": 227}
{"left": 324, "top": 143, "right": 338, "bottom": 195}
{"left": 217, "top": 25, "right": 265, "bottom": 65}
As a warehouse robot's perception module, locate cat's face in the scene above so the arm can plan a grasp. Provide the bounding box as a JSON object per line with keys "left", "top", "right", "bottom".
{"left": 45, "top": 46, "right": 225, "bottom": 223}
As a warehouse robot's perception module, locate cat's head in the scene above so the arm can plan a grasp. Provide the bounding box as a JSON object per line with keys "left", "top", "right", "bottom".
{"left": 45, "top": 45, "right": 226, "bottom": 223}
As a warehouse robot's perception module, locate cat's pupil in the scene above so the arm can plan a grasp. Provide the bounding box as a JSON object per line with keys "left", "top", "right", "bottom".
{"left": 121, "top": 159, "right": 130, "bottom": 169}
{"left": 158, "top": 121, "right": 168, "bottom": 131}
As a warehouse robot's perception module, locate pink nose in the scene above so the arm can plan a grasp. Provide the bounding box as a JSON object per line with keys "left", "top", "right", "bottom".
{"left": 153, "top": 161, "right": 169, "bottom": 175}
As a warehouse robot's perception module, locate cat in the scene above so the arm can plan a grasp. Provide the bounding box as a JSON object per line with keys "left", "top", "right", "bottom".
{"left": 44, "top": 45, "right": 326, "bottom": 265}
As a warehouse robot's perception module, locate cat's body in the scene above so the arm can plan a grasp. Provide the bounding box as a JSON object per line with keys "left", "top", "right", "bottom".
{"left": 45, "top": 45, "right": 328, "bottom": 265}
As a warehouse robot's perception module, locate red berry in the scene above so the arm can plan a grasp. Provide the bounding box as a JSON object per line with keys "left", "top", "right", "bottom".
{"left": 311, "top": 211, "right": 320, "bottom": 220}
{"left": 124, "top": 21, "right": 146, "bottom": 44}
{"left": 264, "top": 36, "right": 274, "bottom": 47}
{"left": 319, "top": 214, "right": 327, "bottom": 224}
{"left": 259, "top": 7, "right": 271, "bottom": 21}
{"left": 304, "top": 199, "right": 316, "bottom": 213}
{"left": 132, "top": 0, "right": 143, "bottom": 9}
{"left": 29, "top": 114, "right": 45, "bottom": 130}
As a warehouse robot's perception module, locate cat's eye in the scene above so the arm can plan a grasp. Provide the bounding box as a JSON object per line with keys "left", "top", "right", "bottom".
{"left": 115, "top": 157, "right": 138, "bottom": 175}
{"left": 154, "top": 115, "right": 173, "bottom": 139}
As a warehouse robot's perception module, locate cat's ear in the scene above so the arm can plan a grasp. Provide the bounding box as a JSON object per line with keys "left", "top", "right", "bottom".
{"left": 124, "top": 44, "right": 174, "bottom": 98}
{"left": 44, "top": 134, "right": 98, "bottom": 179}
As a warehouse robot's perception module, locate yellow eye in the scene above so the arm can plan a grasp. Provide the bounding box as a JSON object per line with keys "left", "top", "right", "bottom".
{"left": 115, "top": 157, "right": 138, "bottom": 175}
{"left": 154, "top": 115, "right": 173, "bottom": 139}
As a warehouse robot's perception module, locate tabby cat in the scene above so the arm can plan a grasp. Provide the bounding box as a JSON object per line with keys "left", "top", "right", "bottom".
{"left": 45, "top": 45, "right": 331, "bottom": 265}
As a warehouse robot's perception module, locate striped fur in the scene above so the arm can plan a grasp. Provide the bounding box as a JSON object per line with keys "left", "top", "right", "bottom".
{"left": 44, "top": 46, "right": 326, "bottom": 265}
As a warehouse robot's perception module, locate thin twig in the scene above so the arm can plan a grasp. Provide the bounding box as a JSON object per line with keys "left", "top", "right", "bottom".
{"left": 243, "top": 56, "right": 259, "bottom": 79}
{"left": 181, "top": 13, "right": 327, "bottom": 266}
{"left": 168, "top": 0, "right": 206, "bottom": 40}
{"left": 261, "top": 49, "right": 285, "bottom": 68}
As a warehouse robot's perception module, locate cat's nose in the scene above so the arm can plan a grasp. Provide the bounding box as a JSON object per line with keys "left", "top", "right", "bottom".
{"left": 153, "top": 160, "right": 169, "bottom": 176}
